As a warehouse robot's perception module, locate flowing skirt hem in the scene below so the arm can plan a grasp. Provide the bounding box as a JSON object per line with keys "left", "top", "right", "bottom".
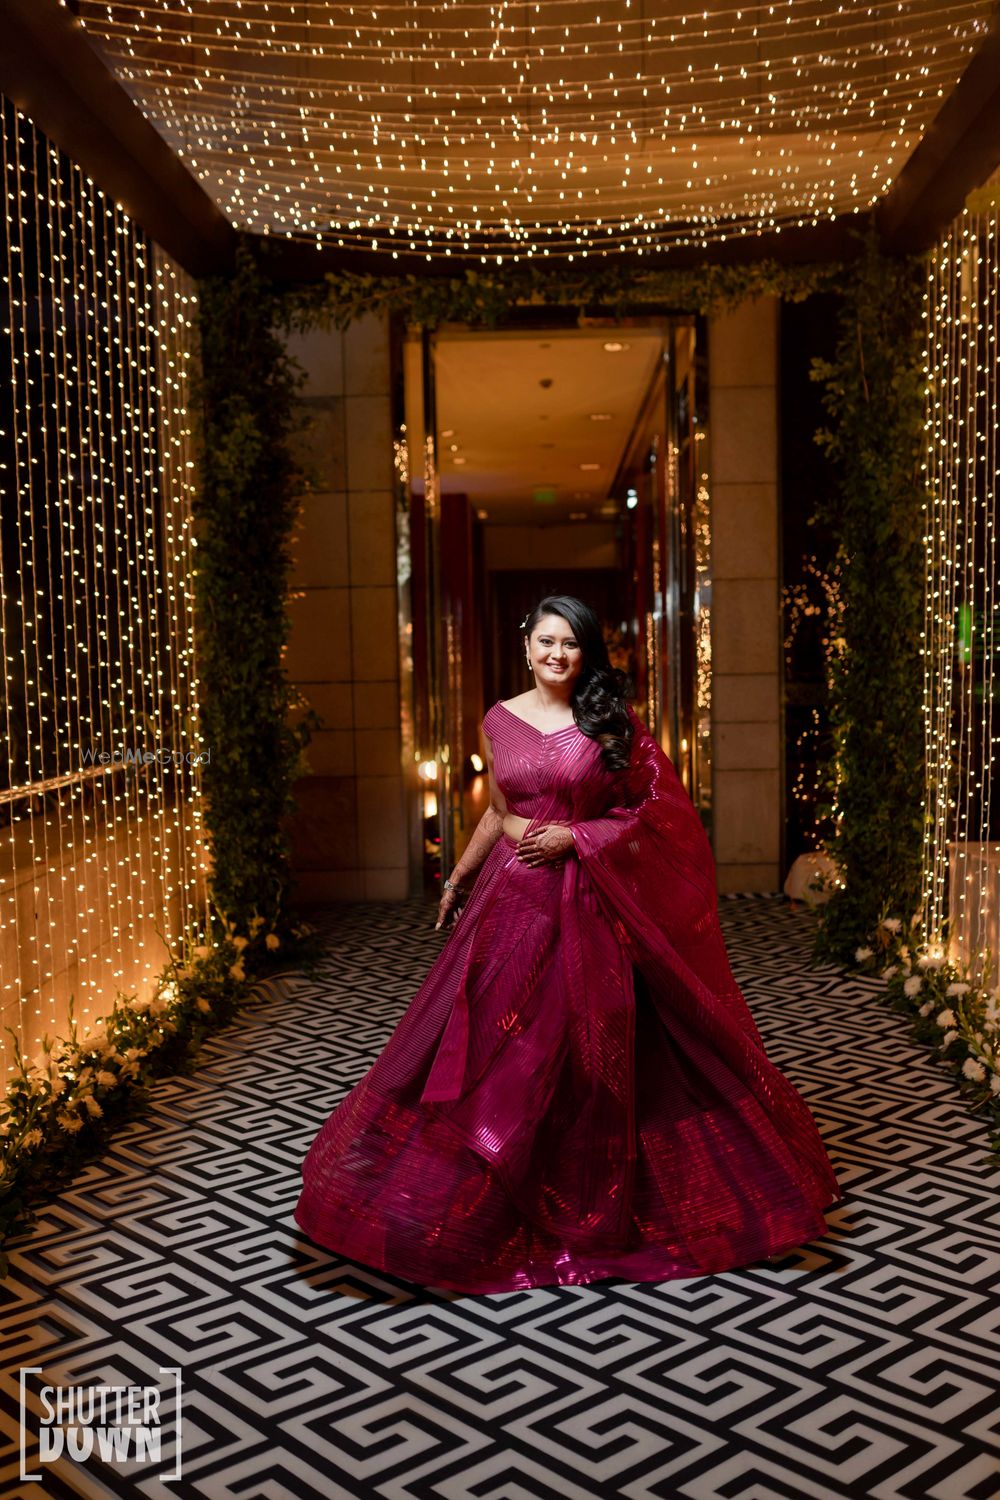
{"left": 292, "top": 1181, "right": 839, "bottom": 1295}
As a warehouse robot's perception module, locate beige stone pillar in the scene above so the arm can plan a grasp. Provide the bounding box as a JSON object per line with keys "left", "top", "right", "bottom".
{"left": 283, "top": 313, "right": 408, "bottom": 901}
{"left": 708, "top": 296, "right": 783, "bottom": 893}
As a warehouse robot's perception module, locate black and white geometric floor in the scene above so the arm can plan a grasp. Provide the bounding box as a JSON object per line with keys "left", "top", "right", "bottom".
{"left": 2, "top": 894, "right": 1000, "bottom": 1500}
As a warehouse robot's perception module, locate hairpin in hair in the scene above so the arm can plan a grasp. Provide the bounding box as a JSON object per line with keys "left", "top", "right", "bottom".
{"left": 518, "top": 612, "right": 531, "bottom": 631}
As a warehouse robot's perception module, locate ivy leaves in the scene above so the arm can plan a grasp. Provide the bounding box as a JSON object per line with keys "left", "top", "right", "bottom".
{"left": 808, "top": 220, "right": 929, "bottom": 966}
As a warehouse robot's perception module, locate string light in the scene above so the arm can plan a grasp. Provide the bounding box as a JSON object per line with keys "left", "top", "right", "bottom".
{"left": 782, "top": 555, "right": 843, "bottom": 844}
{"left": 72, "top": 0, "right": 993, "bottom": 262}
{"left": 922, "top": 182, "right": 1000, "bottom": 975}
{"left": 0, "top": 95, "right": 208, "bottom": 1084}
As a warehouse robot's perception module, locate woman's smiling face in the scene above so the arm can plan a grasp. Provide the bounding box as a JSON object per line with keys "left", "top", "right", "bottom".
{"left": 525, "top": 614, "right": 584, "bottom": 689}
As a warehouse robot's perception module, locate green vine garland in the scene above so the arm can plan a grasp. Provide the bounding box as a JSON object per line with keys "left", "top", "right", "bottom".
{"left": 806, "top": 218, "right": 929, "bottom": 967}
{"left": 193, "top": 238, "right": 322, "bottom": 946}
{"left": 283, "top": 251, "right": 844, "bottom": 331}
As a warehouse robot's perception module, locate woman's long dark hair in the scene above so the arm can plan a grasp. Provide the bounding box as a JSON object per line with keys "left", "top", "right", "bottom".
{"left": 520, "top": 595, "right": 635, "bottom": 772}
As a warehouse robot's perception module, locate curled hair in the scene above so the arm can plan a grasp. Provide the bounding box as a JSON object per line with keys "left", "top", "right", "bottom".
{"left": 520, "top": 594, "right": 634, "bottom": 772}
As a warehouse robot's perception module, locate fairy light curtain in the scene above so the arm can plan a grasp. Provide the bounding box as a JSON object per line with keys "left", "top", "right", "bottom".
{"left": 923, "top": 187, "right": 999, "bottom": 975}
{"left": 75, "top": 0, "right": 993, "bottom": 262}
{"left": 0, "top": 95, "right": 207, "bottom": 1083}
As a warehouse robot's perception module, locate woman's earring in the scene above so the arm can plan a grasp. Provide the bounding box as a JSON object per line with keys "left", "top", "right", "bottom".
{"left": 526, "top": 658, "right": 533, "bottom": 671}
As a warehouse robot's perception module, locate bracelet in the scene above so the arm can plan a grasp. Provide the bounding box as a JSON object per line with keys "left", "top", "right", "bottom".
{"left": 442, "top": 877, "right": 467, "bottom": 896}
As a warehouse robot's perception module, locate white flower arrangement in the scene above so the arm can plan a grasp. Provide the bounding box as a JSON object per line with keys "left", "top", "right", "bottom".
{"left": 873, "top": 921, "right": 1000, "bottom": 1148}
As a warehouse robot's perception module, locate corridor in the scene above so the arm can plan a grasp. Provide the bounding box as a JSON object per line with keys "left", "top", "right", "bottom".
{"left": 2, "top": 896, "right": 998, "bottom": 1500}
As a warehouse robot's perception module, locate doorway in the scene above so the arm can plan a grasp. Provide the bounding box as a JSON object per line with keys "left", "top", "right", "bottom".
{"left": 399, "top": 317, "right": 711, "bottom": 893}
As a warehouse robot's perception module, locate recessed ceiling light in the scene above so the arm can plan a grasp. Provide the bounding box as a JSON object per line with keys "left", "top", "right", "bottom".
{"left": 579, "top": 462, "right": 600, "bottom": 471}
{"left": 603, "top": 341, "right": 630, "bottom": 353}
{"left": 589, "top": 412, "right": 613, "bottom": 421}
{"left": 476, "top": 508, "right": 488, "bottom": 519}
{"left": 449, "top": 443, "right": 459, "bottom": 452}
{"left": 441, "top": 429, "right": 455, "bottom": 438}
{"left": 453, "top": 456, "right": 467, "bottom": 465}
{"left": 569, "top": 511, "right": 588, "bottom": 521}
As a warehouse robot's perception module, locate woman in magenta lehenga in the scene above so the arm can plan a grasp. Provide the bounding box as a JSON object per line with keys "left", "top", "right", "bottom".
{"left": 294, "top": 594, "right": 842, "bottom": 1293}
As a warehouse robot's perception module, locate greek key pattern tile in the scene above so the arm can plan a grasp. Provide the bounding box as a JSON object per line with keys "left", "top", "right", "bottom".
{"left": 2, "top": 894, "right": 999, "bottom": 1500}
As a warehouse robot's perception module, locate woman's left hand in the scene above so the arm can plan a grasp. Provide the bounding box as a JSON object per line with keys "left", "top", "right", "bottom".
{"left": 517, "top": 823, "right": 575, "bottom": 867}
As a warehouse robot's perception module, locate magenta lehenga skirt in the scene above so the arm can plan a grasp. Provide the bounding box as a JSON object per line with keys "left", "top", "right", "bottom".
{"left": 294, "top": 703, "right": 842, "bottom": 1293}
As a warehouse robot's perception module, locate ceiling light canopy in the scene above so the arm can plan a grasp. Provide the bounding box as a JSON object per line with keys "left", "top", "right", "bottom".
{"left": 76, "top": 0, "right": 992, "bottom": 263}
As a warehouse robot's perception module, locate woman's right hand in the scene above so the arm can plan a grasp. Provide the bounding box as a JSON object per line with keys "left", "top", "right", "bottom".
{"left": 435, "top": 885, "right": 465, "bottom": 931}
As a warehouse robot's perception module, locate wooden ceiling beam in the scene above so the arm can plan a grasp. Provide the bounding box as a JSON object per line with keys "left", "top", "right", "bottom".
{"left": 0, "top": 0, "right": 236, "bottom": 278}
{"left": 877, "top": 20, "right": 1000, "bottom": 253}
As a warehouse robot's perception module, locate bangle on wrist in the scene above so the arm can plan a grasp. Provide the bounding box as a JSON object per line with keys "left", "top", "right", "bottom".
{"left": 443, "top": 877, "right": 467, "bottom": 896}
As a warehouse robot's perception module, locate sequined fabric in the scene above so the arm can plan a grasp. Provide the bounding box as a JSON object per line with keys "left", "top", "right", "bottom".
{"left": 294, "top": 702, "right": 842, "bottom": 1292}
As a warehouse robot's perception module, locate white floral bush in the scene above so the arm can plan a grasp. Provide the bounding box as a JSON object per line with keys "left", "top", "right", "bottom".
{"left": 851, "top": 908, "right": 1000, "bottom": 1148}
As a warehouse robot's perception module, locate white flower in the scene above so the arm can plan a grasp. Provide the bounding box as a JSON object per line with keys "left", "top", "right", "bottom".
{"left": 942, "top": 1030, "right": 958, "bottom": 1046}
{"left": 229, "top": 959, "right": 246, "bottom": 982}
{"left": 855, "top": 946, "right": 874, "bottom": 962}
{"left": 945, "top": 982, "right": 970, "bottom": 997}
{"left": 962, "top": 1057, "right": 987, "bottom": 1084}
{"left": 904, "top": 976, "right": 923, "bottom": 998}
{"left": 882, "top": 965, "right": 899, "bottom": 980}
{"left": 82, "top": 1094, "right": 104, "bottom": 1119}
{"left": 990, "top": 1074, "right": 1000, "bottom": 1096}
{"left": 918, "top": 954, "right": 946, "bottom": 971}
{"left": 232, "top": 935, "right": 249, "bottom": 953}
{"left": 881, "top": 917, "right": 902, "bottom": 933}
{"left": 196, "top": 997, "right": 212, "bottom": 1014}
{"left": 56, "top": 1110, "right": 84, "bottom": 1134}
{"left": 22, "top": 1128, "right": 43, "bottom": 1149}
{"left": 918, "top": 1000, "right": 933, "bottom": 1017}
{"left": 265, "top": 933, "right": 281, "bottom": 951}
{"left": 193, "top": 944, "right": 212, "bottom": 961}
{"left": 95, "top": 1070, "right": 117, "bottom": 1088}
{"left": 936, "top": 1009, "right": 957, "bottom": 1028}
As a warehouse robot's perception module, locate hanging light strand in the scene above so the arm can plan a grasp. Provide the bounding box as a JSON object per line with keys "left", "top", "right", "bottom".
{"left": 923, "top": 189, "right": 1000, "bottom": 977}
{"left": 0, "top": 94, "right": 208, "bottom": 1086}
